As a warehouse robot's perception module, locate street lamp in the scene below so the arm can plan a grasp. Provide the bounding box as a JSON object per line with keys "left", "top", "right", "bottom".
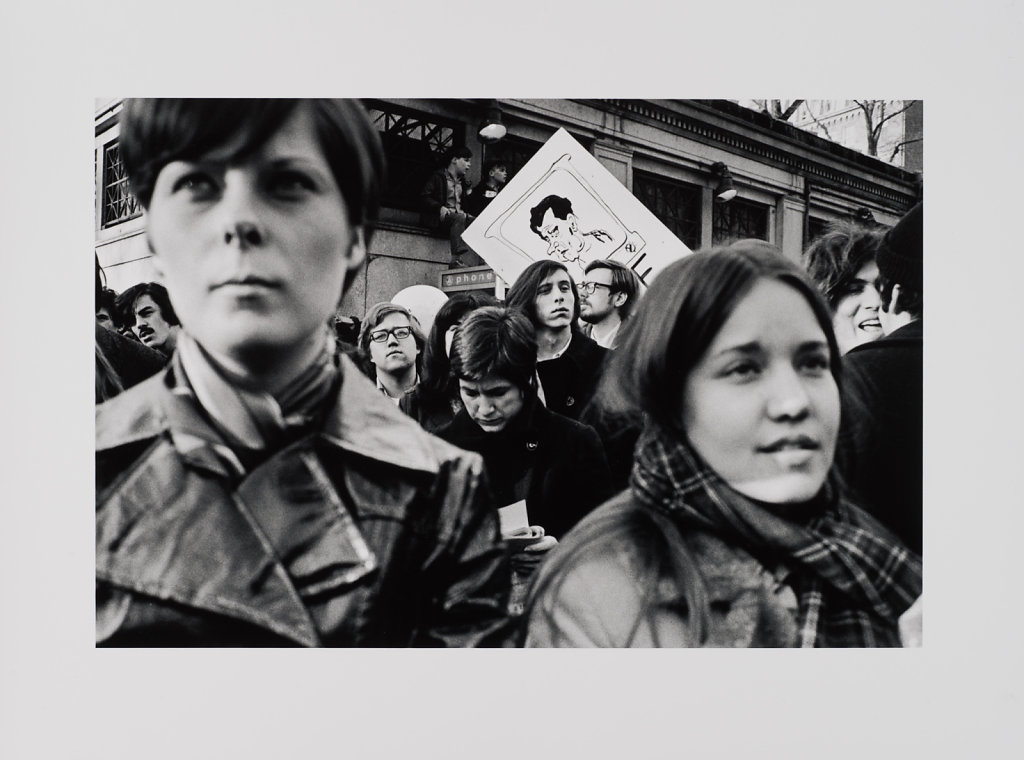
{"left": 710, "top": 162, "right": 738, "bottom": 203}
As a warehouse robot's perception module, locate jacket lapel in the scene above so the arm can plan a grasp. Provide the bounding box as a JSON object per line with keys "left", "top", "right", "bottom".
{"left": 97, "top": 439, "right": 322, "bottom": 646}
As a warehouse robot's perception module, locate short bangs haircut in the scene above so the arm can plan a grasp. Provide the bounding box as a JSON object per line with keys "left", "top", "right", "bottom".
{"left": 802, "top": 221, "right": 885, "bottom": 310}
{"left": 505, "top": 259, "right": 581, "bottom": 330}
{"left": 449, "top": 306, "right": 537, "bottom": 394}
{"left": 120, "top": 98, "right": 385, "bottom": 241}
{"left": 598, "top": 240, "right": 841, "bottom": 430}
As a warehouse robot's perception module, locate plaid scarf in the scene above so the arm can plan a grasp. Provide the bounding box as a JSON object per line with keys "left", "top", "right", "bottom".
{"left": 630, "top": 424, "right": 922, "bottom": 647}
{"left": 167, "top": 329, "right": 339, "bottom": 479}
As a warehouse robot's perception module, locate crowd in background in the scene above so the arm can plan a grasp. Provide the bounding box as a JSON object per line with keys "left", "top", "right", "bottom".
{"left": 95, "top": 98, "right": 922, "bottom": 647}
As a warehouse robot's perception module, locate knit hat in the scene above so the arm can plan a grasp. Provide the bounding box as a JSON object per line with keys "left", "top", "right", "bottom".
{"left": 876, "top": 202, "right": 922, "bottom": 291}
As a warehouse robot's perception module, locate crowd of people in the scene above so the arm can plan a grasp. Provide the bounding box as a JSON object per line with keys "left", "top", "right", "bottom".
{"left": 95, "top": 98, "right": 923, "bottom": 647}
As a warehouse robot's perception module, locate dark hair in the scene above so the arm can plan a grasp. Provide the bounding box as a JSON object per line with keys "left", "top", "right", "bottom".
{"left": 115, "top": 282, "right": 180, "bottom": 326}
{"left": 584, "top": 259, "right": 643, "bottom": 321}
{"left": 444, "top": 145, "right": 473, "bottom": 165}
{"left": 802, "top": 221, "right": 885, "bottom": 311}
{"left": 120, "top": 98, "right": 385, "bottom": 245}
{"left": 505, "top": 259, "right": 581, "bottom": 331}
{"left": 97, "top": 288, "right": 121, "bottom": 327}
{"left": 529, "top": 194, "right": 573, "bottom": 235}
{"left": 449, "top": 306, "right": 537, "bottom": 395}
{"left": 420, "top": 291, "right": 500, "bottom": 396}
{"left": 482, "top": 159, "right": 507, "bottom": 177}
{"left": 95, "top": 341, "right": 124, "bottom": 404}
{"left": 596, "top": 240, "right": 842, "bottom": 431}
{"left": 521, "top": 501, "right": 710, "bottom": 647}
{"left": 876, "top": 272, "right": 923, "bottom": 319}
{"left": 356, "top": 302, "right": 426, "bottom": 379}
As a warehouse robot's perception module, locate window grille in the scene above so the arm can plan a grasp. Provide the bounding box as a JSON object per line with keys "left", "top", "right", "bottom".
{"left": 101, "top": 140, "right": 141, "bottom": 228}
{"left": 363, "top": 101, "right": 464, "bottom": 213}
{"left": 712, "top": 197, "right": 770, "bottom": 244}
{"left": 632, "top": 170, "right": 702, "bottom": 250}
{"left": 484, "top": 134, "right": 542, "bottom": 181}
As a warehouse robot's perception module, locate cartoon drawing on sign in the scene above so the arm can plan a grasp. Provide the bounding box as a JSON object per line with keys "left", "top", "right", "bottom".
{"left": 462, "top": 129, "right": 691, "bottom": 288}
{"left": 529, "top": 195, "right": 618, "bottom": 265}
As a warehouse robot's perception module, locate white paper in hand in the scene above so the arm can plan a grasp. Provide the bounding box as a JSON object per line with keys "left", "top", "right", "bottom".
{"left": 498, "top": 500, "right": 530, "bottom": 537}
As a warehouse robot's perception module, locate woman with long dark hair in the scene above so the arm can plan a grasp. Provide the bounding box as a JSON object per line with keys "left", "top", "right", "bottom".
{"left": 401, "top": 290, "right": 498, "bottom": 433}
{"left": 523, "top": 241, "right": 922, "bottom": 647}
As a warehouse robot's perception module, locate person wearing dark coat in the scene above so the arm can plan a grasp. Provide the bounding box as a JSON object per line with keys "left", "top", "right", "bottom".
{"left": 505, "top": 259, "right": 609, "bottom": 421}
{"left": 438, "top": 306, "right": 614, "bottom": 614}
{"left": 438, "top": 306, "right": 613, "bottom": 540}
{"left": 419, "top": 145, "right": 483, "bottom": 268}
{"left": 837, "top": 202, "right": 923, "bottom": 555}
{"left": 463, "top": 159, "right": 507, "bottom": 217}
{"left": 96, "top": 98, "right": 512, "bottom": 647}
{"left": 95, "top": 322, "right": 167, "bottom": 399}
{"left": 440, "top": 392, "right": 613, "bottom": 542}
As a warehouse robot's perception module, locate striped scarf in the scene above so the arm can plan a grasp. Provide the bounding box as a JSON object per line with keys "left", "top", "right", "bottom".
{"left": 166, "top": 330, "right": 339, "bottom": 479}
{"left": 630, "top": 424, "right": 922, "bottom": 647}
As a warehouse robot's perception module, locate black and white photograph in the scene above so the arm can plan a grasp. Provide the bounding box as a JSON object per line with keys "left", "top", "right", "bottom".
{"left": 3, "top": 2, "right": 1023, "bottom": 758}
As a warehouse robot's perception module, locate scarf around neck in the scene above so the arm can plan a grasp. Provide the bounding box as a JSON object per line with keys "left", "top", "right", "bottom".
{"left": 170, "top": 329, "right": 340, "bottom": 478}
{"left": 630, "top": 423, "right": 922, "bottom": 647}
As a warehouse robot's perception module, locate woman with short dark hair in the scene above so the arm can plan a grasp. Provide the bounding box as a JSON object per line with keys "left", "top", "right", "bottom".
{"left": 438, "top": 306, "right": 613, "bottom": 613}
{"left": 96, "top": 99, "right": 511, "bottom": 647}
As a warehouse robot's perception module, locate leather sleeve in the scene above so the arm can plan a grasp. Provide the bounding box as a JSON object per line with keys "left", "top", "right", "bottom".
{"left": 417, "top": 452, "right": 515, "bottom": 647}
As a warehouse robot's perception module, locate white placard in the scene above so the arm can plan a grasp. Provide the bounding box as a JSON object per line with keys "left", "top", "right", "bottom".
{"left": 462, "top": 128, "right": 693, "bottom": 289}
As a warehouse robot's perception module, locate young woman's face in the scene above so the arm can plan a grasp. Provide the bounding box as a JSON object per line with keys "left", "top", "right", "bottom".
{"left": 533, "top": 270, "right": 574, "bottom": 330}
{"left": 459, "top": 374, "right": 525, "bottom": 433}
{"left": 145, "top": 105, "right": 365, "bottom": 368}
{"left": 832, "top": 260, "right": 882, "bottom": 354}
{"left": 681, "top": 279, "right": 840, "bottom": 505}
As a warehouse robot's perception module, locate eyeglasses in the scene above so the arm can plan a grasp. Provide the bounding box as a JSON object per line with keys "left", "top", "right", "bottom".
{"left": 578, "top": 281, "right": 614, "bottom": 295}
{"left": 369, "top": 326, "right": 413, "bottom": 343}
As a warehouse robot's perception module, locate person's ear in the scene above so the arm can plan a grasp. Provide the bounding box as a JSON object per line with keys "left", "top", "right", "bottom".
{"left": 347, "top": 227, "right": 368, "bottom": 272}
{"left": 567, "top": 214, "right": 579, "bottom": 234}
{"left": 889, "top": 283, "right": 903, "bottom": 315}
{"left": 612, "top": 291, "right": 627, "bottom": 308}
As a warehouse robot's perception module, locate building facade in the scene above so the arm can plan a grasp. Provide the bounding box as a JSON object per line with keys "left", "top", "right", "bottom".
{"left": 95, "top": 98, "right": 920, "bottom": 319}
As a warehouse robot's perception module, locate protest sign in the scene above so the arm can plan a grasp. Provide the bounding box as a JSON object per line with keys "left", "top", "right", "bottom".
{"left": 462, "top": 128, "right": 692, "bottom": 287}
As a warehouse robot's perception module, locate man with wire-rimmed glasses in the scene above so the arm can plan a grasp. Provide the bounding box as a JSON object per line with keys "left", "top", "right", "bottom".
{"left": 578, "top": 259, "right": 643, "bottom": 349}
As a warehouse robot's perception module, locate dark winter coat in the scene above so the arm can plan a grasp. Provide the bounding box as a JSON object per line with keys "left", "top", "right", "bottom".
{"left": 536, "top": 331, "right": 608, "bottom": 422}
{"left": 438, "top": 396, "right": 615, "bottom": 540}
{"left": 836, "top": 320, "right": 923, "bottom": 555}
{"left": 95, "top": 322, "right": 166, "bottom": 389}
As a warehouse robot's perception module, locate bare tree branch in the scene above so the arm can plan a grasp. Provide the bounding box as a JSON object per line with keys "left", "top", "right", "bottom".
{"left": 780, "top": 99, "right": 805, "bottom": 120}
{"left": 888, "top": 136, "right": 923, "bottom": 161}
{"left": 801, "top": 104, "right": 834, "bottom": 141}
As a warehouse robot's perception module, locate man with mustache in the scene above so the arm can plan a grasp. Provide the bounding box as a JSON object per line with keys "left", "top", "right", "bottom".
{"left": 116, "top": 282, "right": 181, "bottom": 358}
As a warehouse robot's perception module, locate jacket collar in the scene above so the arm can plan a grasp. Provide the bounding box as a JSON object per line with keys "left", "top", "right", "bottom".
{"left": 97, "top": 354, "right": 443, "bottom": 475}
